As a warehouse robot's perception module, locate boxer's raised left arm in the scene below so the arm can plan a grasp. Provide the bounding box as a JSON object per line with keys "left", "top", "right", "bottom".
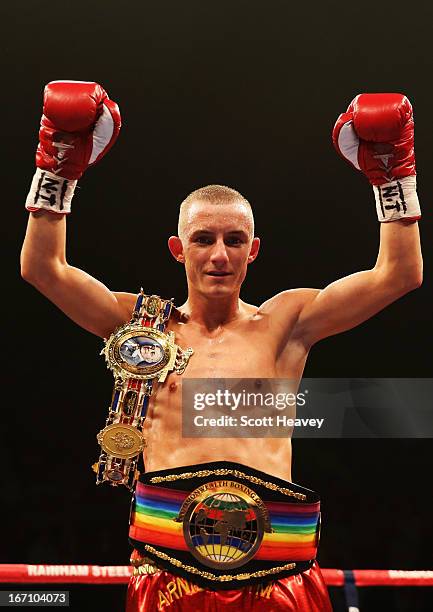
{"left": 290, "top": 220, "right": 422, "bottom": 347}
{"left": 290, "top": 93, "right": 423, "bottom": 346}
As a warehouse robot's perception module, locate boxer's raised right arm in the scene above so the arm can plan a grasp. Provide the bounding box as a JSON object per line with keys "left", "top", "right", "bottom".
{"left": 21, "top": 211, "right": 135, "bottom": 338}
{"left": 20, "top": 80, "right": 132, "bottom": 338}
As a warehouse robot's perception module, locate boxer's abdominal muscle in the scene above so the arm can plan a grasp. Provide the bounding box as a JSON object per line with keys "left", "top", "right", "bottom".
{"left": 141, "top": 312, "right": 308, "bottom": 482}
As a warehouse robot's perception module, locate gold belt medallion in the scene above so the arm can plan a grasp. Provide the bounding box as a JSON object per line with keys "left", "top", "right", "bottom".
{"left": 102, "top": 324, "right": 192, "bottom": 382}
{"left": 175, "top": 480, "right": 271, "bottom": 570}
{"left": 97, "top": 423, "right": 146, "bottom": 459}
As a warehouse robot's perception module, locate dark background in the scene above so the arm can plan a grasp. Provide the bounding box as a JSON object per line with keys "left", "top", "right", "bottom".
{"left": 2, "top": 1, "right": 432, "bottom": 610}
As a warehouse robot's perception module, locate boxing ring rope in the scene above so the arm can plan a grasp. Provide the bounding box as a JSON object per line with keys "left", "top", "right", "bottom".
{"left": 1, "top": 565, "right": 432, "bottom": 611}
{"left": 1, "top": 564, "right": 432, "bottom": 586}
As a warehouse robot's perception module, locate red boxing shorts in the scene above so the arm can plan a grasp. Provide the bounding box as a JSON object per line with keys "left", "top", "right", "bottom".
{"left": 126, "top": 561, "right": 332, "bottom": 611}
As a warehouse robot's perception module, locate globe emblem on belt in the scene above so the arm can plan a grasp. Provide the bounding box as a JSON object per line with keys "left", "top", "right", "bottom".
{"left": 181, "top": 482, "right": 266, "bottom": 569}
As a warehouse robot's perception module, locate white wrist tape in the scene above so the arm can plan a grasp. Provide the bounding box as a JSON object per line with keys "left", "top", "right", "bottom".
{"left": 25, "top": 168, "right": 77, "bottom": 214}
{"left": 373, "top": 175, "right": 421, "bottom": 222}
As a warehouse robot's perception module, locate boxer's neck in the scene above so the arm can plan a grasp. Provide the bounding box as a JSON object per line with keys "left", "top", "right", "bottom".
{"left": 181, "top": 291, "right": 242, "bottom": 331}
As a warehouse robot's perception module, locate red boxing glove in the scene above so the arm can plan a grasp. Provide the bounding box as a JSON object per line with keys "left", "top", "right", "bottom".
{"left": 26, "top": 80, "right": 121, "bottom": 214}
{"left": 333, "top": 93, "right": 421, "bottom": 222}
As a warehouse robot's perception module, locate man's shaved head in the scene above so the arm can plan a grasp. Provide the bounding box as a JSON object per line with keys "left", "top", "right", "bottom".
{"left": 178, "top": 184, "right": 254, "bottom": 240}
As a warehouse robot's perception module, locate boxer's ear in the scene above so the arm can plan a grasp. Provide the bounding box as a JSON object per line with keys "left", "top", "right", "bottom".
{"left": 247, "top": 237, "right": 260, "bottom": 264}
{"left": 168, "top": 236, "right": 185, "bottom": 263}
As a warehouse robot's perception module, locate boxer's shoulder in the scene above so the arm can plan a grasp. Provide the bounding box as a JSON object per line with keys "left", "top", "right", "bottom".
{"left": 258, "top": 288, "right": 320, "bottom": 318}
{"left": 112, "top": 292, "right": 195, "bottom": 331}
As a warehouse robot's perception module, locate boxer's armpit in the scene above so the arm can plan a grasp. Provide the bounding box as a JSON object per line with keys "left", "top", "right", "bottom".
{"left": 113, "top": 291, "right": 139, "bottom": 324}
{"left": 259, "top": 288, "right": 321, "bottom": 349}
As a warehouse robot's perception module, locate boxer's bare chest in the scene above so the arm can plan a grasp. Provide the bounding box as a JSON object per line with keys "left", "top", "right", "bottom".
{"left": 140, "top": 305, "right": 308, "bottom": 477}
{"left": 140, "top": 312, "right": 306, "bottom": 477}
{"left": 177, "top": 317, "right": 276, "bottom": 378}
{"left": 144, "top": 309, "right": 308, "bottom": 425}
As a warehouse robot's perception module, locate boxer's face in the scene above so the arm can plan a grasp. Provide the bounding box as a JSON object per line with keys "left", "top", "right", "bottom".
{"left": 140, "top": 345, "right": 153, "bottom": 357}
{"left": 140, "top": 345, "right": 160, "bottom": 363}
{"left": 176, "top": 200, "right": 260, "bottom": 298}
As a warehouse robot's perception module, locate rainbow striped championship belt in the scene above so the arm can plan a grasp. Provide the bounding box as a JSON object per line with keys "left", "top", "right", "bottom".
{"left": 129, "top": 461, "right": 320, "bottom": 590}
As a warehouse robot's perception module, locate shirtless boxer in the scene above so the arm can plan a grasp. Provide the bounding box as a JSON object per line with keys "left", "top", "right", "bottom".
{"left": 21, "top": 82, "right": 422, "bottom": 611}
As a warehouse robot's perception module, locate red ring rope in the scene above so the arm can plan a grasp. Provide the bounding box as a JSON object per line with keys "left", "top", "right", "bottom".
{"left": 0, "top": 565, "right": 432, "bottom": 586}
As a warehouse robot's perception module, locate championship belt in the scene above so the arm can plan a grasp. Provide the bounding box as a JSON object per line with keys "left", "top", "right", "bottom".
{"left": 129, "top": 461, "right": 321, "bottom": 590}
{"left": 93, "top": 292, "right": 193, "bottom": 490}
